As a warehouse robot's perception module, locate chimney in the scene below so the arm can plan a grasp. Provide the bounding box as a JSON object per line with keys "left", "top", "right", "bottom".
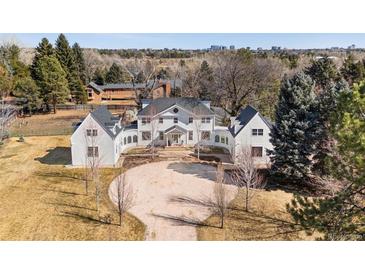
{"left": 230, "top": 117, "right": 237, "bottom": 127}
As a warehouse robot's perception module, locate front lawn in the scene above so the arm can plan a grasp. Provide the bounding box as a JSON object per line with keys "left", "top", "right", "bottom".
{"left": 0, "top": 136, "right": 145, "bottom": 240}
{"left": 197, "top": 189, "right": 317, "bottom": 240}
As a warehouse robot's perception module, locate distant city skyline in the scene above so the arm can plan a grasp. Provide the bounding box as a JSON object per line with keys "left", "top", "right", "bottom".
{"left": 0, "top": 33, "right": 365, "bottom": 50}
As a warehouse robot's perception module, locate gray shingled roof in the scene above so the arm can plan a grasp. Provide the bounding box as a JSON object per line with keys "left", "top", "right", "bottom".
{"left": 90, "top": 106, "right": 121, "bottom": 138}
{"left": 228, "top": 105, "right": 272, "bottom": 137}
{"left": 138, "top": 97, "right": 214, "bottom": 116}
{"left": 88, "top": 79, "right": 182, "bottom": 93}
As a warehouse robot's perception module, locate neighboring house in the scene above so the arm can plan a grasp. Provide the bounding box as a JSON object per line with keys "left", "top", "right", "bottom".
{"left": 71, "top": 98, "right": 272, "bottom": 167}
{"left": 86, "top": 79, "right": 182, "bottom": 105}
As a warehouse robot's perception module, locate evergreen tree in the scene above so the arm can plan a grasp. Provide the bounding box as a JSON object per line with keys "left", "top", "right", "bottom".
{"left": 37, "top": 56, "right": 69, "bottom": 113}
{"left": 135, "top": 71, "right": 146, "bottom": 83}
{"left": 72, "top": 42, "right": 87, "bottom": 84}
{"left": 30, "top": 38, "right": 54, "bottom": 82}
{"left": 55, "top": 34, "right": 86, "bottom": 103}
{"left": 340, "top": 54, "right": 365, "bottom": 84}
{"left": 198, "top": 60, "right": 214, "bottom": 100}
{"left": 92, "top": 68, "right": 106, "bottom": 85}
{"left": 269, "top": 72, "right": 319, "bottom": 183}
{"left": 14, "top": 77, "right": 42, "bottom": 115}
{"left": 312, "top": 80, "right": 350, "bottom": 175}
{"left": 105, "top": 63, "right": 130, "bottom": 83}
{"left": 287, "top": 82, "right": 365, "bottom": 240}
{"left": 305, "top": 57, "right": 339, "bottom": 90}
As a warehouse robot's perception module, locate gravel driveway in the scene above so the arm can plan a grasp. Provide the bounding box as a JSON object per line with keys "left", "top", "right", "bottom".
{"left": 109, "top": 161, "right": 237, "bottom": 240}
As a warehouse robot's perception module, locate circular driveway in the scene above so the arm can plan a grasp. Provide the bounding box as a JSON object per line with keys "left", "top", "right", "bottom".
{"left": 109, "top": 161, "right": 237, "bottom": 240}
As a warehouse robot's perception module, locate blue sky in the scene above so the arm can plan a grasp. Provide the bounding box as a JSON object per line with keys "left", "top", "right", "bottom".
{"left": 1, "top": 33, "right": 365, "bottom": 49}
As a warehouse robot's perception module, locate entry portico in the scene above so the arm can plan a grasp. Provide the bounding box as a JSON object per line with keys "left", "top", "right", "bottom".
{"left": 164, "top": 125, "right": 187, "bottom": 146}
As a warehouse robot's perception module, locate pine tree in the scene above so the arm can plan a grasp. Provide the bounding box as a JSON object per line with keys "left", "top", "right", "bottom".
{"left": 31, "top": 38, "right": 54, "bottom": 82}
{"left": 287, "top": 81, "right": 365, "bottom": 240}
{"left": 55, "top": 34, "right": 86, "bottom": 103}
{"left": 198, "top": 60, "right": 214, "bottom": 100}
{"left": 37, "top": 56, "right": 69, "bottom": 113}
{"left": 340, "top": 54, "right": 365, "bottom": 84}
{"left": 269, "top": 72, "right": 319, "bottom": 183}
{"left": 105, "top": 63, "right": 130, "bottom": 83}
{"left": 14, "top": 77, "right": 42, "bottom": 115}
{"left": 305, "top": 57, "right": 339, "bottom": 90}
{"left": 72, "top": 42, "right": 87, "bottom": 84}
{"left": 92, "top": 68, "right": 106, "bottom": 85}
{"left": 312, "top": 80, "right": 350, "bottom": 175}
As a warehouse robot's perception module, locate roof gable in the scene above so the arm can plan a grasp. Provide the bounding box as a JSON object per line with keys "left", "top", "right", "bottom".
{"left": 138, "top": 97, "right": 214, "bottom": 116}
{"left": 90, "top": 106, "right": 121, "bottom": 138}
{"left": 229, "top": 105, "right": 272, "bottom": 137}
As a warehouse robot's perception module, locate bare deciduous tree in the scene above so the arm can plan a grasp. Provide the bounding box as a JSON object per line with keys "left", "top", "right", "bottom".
{"left": 213, "top": 53, "right": 282, "bottom": 116}
{"left": 212, "top": 163, "right": 230, "bottom": 228}
{"left": 84, "top": 120, "right": 102, "bottom": 212}
{"left": 0, "top": 101, "right": 16, "bottom": 141}
{"left": 112, "top": 169, "right": 134, "bottom": 226}
{"left": 231, "top": 146, "right": 266, "bottom": 212}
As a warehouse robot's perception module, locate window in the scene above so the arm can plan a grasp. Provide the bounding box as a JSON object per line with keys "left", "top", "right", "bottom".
{"left": 215, "top": 135, "right": 220, "bottom": 143}
{"left": 188, "top": 131, "right": 193, "bottom": 141}
{"left": 133, "top": 135, "right": 137, "bottom": 143}
{"left": 173, "top": 107, "right": 179, "bottom": 113}
{"left": 88, "top": 90, "right": 93, "bottom": 98}
{"left": 252, "top": 129, "right": 264, "bottom": 136}
{"left": 221, "top": 136, "right": 225, "bottom": 143}
{"left": 142, "top": 117, "right": 151, "bottom": 125}
{"left": 87, "top": 146, "right": 99, "bottom": 157}
{"left": 87, "top": 129, "right": 97, "bottom": 136}
{"left": 251, "top": 146, "right": 263, "bottom": 157}
{"left": 142, "top": 131, "right": 151, "bottom": 141}
{"left": 127, "top": 136, "right": 132, "bottom": 144}
{"left": 159, "top": 117, "right": 163, "bottom": 124}
{"left": 202, "top": 117, "right": 211, "bottom": 123}
{"left": 174, "top": 117, "right": 178, "bottom": 124}
{"left": 124, "top": 137, "right": 126, "bottom": 145}
{"left": 159, "top": 131, "right": 164, "bottom": 141}
{"left": 225, "top": 137, "right": 228, "bottom": 145}
{"left": 189, "top": 117, "right": 193, "bottom": 124}
{"left": 201, "top": 131, "right": 210, "bottom": 140}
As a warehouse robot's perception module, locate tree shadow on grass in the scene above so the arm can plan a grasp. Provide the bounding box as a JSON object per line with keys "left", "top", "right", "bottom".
{"left": 58, "top": 211, "right": 114, "bottom": 226}
{"left": 40, "top": 187, "right": 84, "bottom": 196}
{"left": 34, "top": 147, "right": 72, "bottom": 165}
{"left": 46, "top": 201, "right": 96, "bottom": 212}
{"left": 227, "top": 208, "right": 304, "bottom": 240}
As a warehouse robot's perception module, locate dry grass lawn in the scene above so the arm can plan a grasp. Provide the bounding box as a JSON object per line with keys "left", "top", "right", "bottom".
{"left": 0, "top": 135, "right": 145, "bottom": 240}
{"left": 197, "top": 189, "right": 316, "bottom": 241}
{"left": 10, "top": 110, "right": 89, "bottom": 136}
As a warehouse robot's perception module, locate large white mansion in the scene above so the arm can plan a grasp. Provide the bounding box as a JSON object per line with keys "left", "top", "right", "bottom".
{"left": 71, "top": 97, "right": 273, "bottom": 166}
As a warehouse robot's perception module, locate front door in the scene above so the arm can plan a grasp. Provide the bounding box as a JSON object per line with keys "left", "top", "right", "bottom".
{"left": 172, "top": 133, "right": 180, "bottom": 144}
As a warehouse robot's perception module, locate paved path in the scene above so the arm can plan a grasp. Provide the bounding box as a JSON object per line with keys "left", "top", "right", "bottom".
{"left": 109, "top": 161, "right": 237, "bottom": 241}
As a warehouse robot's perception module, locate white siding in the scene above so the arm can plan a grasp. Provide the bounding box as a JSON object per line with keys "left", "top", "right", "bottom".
{"left": 71, "top": 114, "right": 117, "bottom": 166}
{"left": 232, "top": 113, "right": 273, "bottom": 165}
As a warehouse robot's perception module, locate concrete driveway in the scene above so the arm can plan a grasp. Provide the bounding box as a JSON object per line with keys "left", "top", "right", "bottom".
{"left": 109, "top": 161, "right": 237, "bottom": 240}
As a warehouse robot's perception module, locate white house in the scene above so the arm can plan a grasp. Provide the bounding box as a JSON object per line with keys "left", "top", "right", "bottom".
{"left": 71, "top": 97, "right": 273, "bottom": 167}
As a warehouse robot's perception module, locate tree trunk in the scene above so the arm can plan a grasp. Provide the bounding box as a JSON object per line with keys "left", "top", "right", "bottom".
{"left": 245, "top": 187, "right": 249, "bottom": 212}
{"left": 220, "top": 214, "right": 224, "bottom": 229}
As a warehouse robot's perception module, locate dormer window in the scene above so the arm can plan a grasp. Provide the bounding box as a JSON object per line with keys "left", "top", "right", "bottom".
{"left": 189, "top": 117, "right": 193, "bottom": 123}
{"left": 252, "top": 129, "right": 263, "bottom": 136}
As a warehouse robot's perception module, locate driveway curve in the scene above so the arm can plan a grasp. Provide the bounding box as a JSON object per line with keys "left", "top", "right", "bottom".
{"left": 109, "top": 161, "right": 237, "bottom": 240}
